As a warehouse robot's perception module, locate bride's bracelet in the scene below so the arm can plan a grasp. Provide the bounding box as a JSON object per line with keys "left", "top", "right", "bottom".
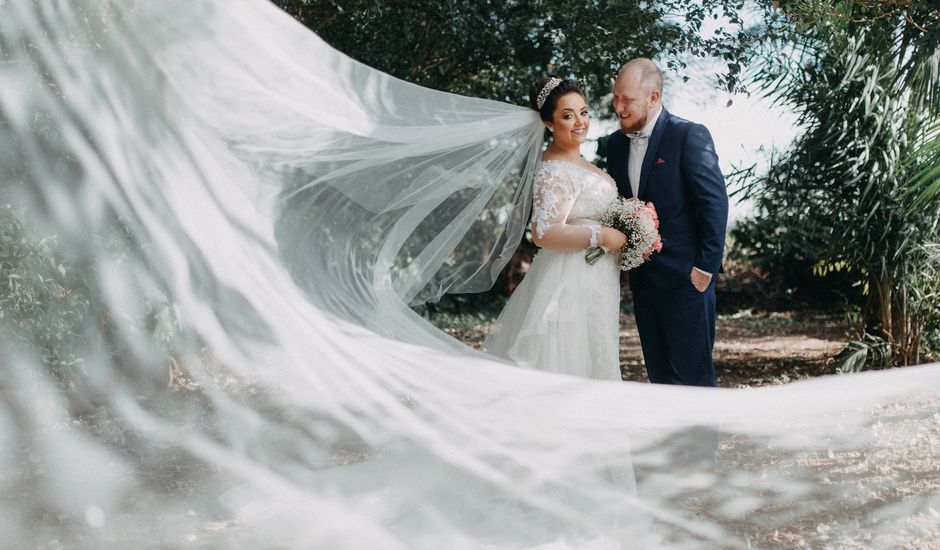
{"left": 588, "top": 226, "right": 601, "bottom": 248}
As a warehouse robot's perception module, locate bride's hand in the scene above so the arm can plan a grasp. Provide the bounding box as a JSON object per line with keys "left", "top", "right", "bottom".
{"left": 600, "top": 227, "right": 627, "bottom": 251}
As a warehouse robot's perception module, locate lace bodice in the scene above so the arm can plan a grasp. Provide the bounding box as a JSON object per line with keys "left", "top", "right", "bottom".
{"left": 531, "top": 160, "right": 618, "bottom": 239}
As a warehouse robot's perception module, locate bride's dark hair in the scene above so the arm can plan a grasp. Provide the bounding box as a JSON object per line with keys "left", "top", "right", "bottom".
{"left": 528, "top": 75, "right": 582, "bottom": 122}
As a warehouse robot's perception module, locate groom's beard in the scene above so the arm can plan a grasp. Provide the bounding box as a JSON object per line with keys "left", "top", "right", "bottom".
{"left": 618, "top": 113, "right": 647, "bottom": 133}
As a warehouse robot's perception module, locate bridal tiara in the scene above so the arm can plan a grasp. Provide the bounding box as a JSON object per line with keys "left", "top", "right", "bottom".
{"left": 536, "top": 77, "right": 563, "bottom": 109}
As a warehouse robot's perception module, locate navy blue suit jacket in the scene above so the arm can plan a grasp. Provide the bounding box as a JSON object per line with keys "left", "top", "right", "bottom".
{"left": 607, "top": 109, "right": 728, "bottom": 290}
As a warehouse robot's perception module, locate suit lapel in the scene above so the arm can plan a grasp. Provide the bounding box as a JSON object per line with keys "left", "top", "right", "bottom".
{"left": 637, "top": 108, "right": 669, "bottom": 200}
{"left": 614, "top": 133, "right": 633, "bottom": 198}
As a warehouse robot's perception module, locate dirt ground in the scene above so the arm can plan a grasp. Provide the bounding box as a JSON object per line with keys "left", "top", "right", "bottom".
{"left": 622, "top": 309, "right": 850, "bottom": 386}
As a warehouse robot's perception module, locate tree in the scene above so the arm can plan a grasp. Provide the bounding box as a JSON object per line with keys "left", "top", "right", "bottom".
{"left": 275, "top": 0, "right": 759, "bottom": 110}
{"left": 736, "top": 0, "right": 940, "bottom": 364}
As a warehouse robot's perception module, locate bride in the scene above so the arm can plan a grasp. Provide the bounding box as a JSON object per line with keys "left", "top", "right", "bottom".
{"left": 483, "top": 76, "right": 628, "bottom": 380}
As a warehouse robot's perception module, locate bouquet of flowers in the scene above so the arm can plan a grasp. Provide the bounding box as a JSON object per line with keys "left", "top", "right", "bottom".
{"left": 585, "top": 197, "right": 663, "bottom": 271}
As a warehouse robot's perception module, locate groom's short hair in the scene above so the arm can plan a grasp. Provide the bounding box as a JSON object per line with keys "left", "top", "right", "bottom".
{"left": 617, "top": 58, "right": 663, "bottom": 95}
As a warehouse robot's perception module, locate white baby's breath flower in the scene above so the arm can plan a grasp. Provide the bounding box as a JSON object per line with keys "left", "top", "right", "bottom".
{"left": 586, "top": 197, "right": 663, "bottom": 271}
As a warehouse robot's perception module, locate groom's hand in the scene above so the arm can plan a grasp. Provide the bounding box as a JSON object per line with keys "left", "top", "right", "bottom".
{"left": 690, "top": 268, "right": 712, "bottom": 292}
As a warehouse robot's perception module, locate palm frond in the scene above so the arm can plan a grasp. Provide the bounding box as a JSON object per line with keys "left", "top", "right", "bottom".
{"left": 905, "top": 120, "right": 940, "bottom": 210}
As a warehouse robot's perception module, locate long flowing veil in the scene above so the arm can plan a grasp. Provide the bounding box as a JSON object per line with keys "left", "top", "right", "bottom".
{"left": 2, "top": 1, "right": 940, "bottom": 548}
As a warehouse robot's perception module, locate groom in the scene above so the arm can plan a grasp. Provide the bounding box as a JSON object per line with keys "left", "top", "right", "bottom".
{"left": 606, "top": 58, "right": 728, "bottom": 387}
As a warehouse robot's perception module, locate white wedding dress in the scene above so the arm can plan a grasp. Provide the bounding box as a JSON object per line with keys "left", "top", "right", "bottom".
{"left": 484, "top": 160, "right": 622, "bottom": 380}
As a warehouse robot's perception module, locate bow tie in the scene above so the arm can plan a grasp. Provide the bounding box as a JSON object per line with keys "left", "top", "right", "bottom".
{"left": 626, "top": 131, "right": 649, "bottom": 140}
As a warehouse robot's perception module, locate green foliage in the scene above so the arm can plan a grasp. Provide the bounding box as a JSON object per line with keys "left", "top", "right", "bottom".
{"left": 276, "top": 0, "right": 760, "bottom": 110}
{"left": 907, "top": 243, "right": 940, "bottom": 358}
{"left": 909, "top": 122, "right": 940, "bottom": 212}
{"left": 736, "top": 0, "right": 940, "bottom": 366}
{"left": 769, "top": 1, "right": 940, "bottom": 110}
{"left": 726, "top": 213, "right": 862, "bottom": 310}
{"left": 833, "top": 334, "right": 893, "bottom": 374}
{"left": 0, "top": 206, "right": 92, "bottom": 389}
{"left": 415, "top": 291, "right": 508, "bottom": 329}
{"left": 0, "top": 199, "right": 205, "bottom": 400}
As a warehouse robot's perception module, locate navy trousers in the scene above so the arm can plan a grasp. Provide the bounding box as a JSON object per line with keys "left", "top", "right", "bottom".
{"left": 632, "top": 278, "right": 717, "bottom": 387}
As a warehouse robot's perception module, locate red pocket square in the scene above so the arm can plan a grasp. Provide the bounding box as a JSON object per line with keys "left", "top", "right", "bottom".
{"left": 655, "top": 157, "right": 666, "bottom": 165}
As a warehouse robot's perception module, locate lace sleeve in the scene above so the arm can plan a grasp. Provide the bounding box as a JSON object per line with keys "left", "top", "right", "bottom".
{"left": 530, "top": 163, "right": 596, "bottom": 251}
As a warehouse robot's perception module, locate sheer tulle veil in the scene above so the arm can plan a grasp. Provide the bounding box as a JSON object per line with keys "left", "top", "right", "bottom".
{"left": 2, "top": 0, "right": 940, "bottom": 548}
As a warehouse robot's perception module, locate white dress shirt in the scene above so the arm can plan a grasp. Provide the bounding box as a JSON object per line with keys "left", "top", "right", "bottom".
{"left": 627, "top": 104, "right": 662, "bottom": 199}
